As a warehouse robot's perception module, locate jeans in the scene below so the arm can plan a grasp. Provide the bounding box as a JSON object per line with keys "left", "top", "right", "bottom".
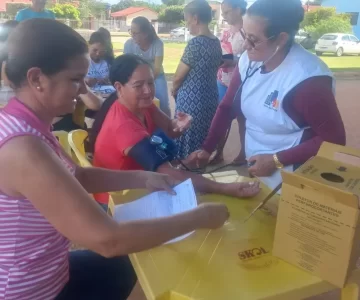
{"left": 56, "top": 251, "right": 137, "bottom": 300}
{"left": 155, "top": 73, "right": 171, "bottom": 117}
{"left": 217, "top": 80, "right": 228, "bottom": 103}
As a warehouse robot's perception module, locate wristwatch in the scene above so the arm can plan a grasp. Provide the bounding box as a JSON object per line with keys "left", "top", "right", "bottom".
{"left": 273, "top": 154, "right": 284, "bottom": 169}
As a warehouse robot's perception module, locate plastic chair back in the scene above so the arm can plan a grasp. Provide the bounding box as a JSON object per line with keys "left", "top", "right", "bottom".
{"left": 68, "top": 130, "right": 92, "bottom": 167}
{"left": 52, "top": 130, "right": 72, "bottom": 156}
{"left": 153, "top": 97, "right": 160, "bottom": 108}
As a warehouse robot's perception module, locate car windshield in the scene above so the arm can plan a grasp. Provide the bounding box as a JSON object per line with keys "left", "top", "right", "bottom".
{"left": 321, "top": 35, "right": 338, "bottom": 40}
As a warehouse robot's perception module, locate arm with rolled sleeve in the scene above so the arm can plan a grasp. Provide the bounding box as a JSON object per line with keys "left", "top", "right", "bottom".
{"left": 277, "top": 76, "right": 346, "bottom": 166}
{"left": 202, "top": 64, "right": 243, "bottom": 153}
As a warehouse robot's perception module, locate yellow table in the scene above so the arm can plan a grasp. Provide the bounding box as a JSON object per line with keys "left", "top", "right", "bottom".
{"left": 110, "top": 171, "right": 360, "bottom": 300}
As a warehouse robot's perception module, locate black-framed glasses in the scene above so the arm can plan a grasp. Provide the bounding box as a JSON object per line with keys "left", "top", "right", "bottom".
{"left": 240, "top": 29, "right": 275, "bottom": 50}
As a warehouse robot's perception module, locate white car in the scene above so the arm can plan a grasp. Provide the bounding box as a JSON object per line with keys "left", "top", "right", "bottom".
{"left": 170, "top": 27, "right": 189, "bottom": 38}
{"left": 315, "top": 33, "right": 360, "bottom": 57}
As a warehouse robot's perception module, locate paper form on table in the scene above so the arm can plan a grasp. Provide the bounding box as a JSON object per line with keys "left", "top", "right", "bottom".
{"left": 113, "top": 179, "right": 197, "bottom": 244}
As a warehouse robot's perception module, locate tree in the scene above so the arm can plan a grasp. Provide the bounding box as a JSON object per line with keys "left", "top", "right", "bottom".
{"left": 50, "top": 4, "right": 82, "bottom": 27}
{"left": 78, "top": 0, "right": 107, "bottom": 19}
{"left": 305, "top": 16, "right": 353, "bottom": 40}
{"left": 300, "top": 7, "right": 353, "bottom": 40}
{"left": 301, "top": 7, "right": 337, "bottom": 28}
{"left": 161, "top": 0, "right": 184, "bottom": 6}
{"left": 158, "top": 5, "right": 184, "bottom": 23}
{"left": 111, "top": 0, "right": 163, "bottom": 14}
{"left": 50, "top": 3, "right": 81, "bottom": 19}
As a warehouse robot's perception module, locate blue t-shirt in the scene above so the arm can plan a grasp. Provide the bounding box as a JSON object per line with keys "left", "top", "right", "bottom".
{"left": 15, "top": 8, "right": 55, "bottom": 22}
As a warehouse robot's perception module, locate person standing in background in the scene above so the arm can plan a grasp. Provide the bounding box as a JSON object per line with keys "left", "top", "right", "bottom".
{"left": 214, "top": 0, "right": 247, "bottom": 164}
{"left": 172, "top": 0, "right": 222, "bottom": 159}
{"left": 124, "top": 17, "right": 171, "bottom": 117}
{"left": 15, "top": 0, "right": 55, "bottom": 22}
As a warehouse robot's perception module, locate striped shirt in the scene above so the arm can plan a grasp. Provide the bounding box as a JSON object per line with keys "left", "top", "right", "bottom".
{"left": 0, "top": 98, "right": 74, "bottom": 299}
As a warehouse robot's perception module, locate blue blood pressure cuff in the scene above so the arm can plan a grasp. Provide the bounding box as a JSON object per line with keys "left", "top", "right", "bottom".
{"left": 128, "top": 129, "right": 178, "bottom": 172}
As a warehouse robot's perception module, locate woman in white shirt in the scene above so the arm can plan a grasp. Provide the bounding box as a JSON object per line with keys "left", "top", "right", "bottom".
{"left": 124, "top": 17, "right": 171, "bottom": 117}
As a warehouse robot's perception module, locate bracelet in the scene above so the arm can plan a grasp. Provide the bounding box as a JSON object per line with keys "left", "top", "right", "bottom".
{"left": 273, "top": 154, "right": 284, "bottom": 169}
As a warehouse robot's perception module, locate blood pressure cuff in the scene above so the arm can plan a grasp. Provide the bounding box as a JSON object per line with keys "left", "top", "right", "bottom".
{"left": 128, "top": 129, "right": 178, "bottom": 172}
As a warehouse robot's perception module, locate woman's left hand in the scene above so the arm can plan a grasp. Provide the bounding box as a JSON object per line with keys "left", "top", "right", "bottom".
{"left": 248, "top": 154, "right": 277, "bottom": 177}
{"left": 172, "top": 112, "right": 193, "bottom": 133}
{"left": 224, "top": 181, "right": 261, "bottom": 198}
{"left": 142, "top": 172, "right": 179, "bottom": 195}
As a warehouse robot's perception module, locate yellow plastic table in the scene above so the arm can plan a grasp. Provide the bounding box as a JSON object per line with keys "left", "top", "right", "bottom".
{"left": 110, "top": 171, "right": 360, "bottom": 300}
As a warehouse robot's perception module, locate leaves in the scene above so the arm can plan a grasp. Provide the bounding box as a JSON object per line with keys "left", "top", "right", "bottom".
{"left": 111, "top": 0, "right": 164, "bottom": 14}
{"left": 158, "top": 5, "right": 184, "bottom": 23}
{"left": 300, "top": 7, "right": 352, "bottom": 41}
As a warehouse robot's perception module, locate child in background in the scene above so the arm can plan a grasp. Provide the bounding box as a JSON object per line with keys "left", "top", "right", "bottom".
{"left": 86, "top": 31, "right": 111, "bottom": 88}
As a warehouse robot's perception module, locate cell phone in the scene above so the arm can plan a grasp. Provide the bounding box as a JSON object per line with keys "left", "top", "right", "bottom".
{"left": 222, "top": 54, "right": 234, "bottom": 60}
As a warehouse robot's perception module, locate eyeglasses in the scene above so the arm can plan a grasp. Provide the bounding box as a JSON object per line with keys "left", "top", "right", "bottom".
{"left": 240, "top": 29, "right": 275, "bottom": 50}
{"left": 128, "top": 29, "right": 141, "bottom": 36}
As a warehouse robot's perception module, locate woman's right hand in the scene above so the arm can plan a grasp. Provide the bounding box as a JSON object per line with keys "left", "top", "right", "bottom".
{"left": 195, "top": 203, "right": 229, "bottom": 229}
{"left": 85, "top": 77, "right": 97, "bottom": 87}
{"left": 183, "top": 150, "right": 211, "bottom": 169}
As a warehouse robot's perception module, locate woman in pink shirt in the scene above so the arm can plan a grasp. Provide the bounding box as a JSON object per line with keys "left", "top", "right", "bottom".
{"left": 0, "top": 19, "right": 230, "bottom": 300}
{"left": 216, "top": 0, "right": 246, "bottom": 163}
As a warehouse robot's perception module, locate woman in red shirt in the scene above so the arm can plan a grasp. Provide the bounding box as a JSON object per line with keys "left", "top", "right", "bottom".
{"left": 89, "top": 54, "right": 260, "bottom": 205}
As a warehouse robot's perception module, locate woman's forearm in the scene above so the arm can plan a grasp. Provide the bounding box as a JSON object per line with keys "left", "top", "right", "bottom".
{"left": 102, "top": 209, "right": 201, "bottom": 257}
{"left": 76, "top": 167, "right": 150, "bottom": 193}
{"left": 172, "top": 77, "right": 183, "bottom": 95}
{"left": 157, "top": 164, "right": 225, "bottom": 194}
{"left": 202, "top": 67, "right": 242, "bottom": 153}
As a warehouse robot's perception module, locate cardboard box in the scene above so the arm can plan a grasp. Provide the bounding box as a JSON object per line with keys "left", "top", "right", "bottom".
{"left": 273, "top": 142, "right": 360, "bottom": 288}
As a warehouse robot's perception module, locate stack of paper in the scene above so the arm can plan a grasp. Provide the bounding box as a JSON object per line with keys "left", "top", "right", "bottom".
{"left": 113, "top": 179, "right": 197, "bottom": 244}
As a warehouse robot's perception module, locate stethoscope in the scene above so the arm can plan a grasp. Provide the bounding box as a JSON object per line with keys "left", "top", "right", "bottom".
{"left": 232, "top": 46, "right": 281, "bottom": 109}
{"left": 152, "top": 47, "right": 282, "bottom": 174}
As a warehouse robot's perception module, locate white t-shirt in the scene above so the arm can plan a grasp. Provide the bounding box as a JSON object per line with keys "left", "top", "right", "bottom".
{"left": 87, "top": 60, "right": 110, "bottom": 79}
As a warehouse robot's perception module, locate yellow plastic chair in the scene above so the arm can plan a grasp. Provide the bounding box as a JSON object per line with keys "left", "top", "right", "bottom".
{"left": 153, "top": 97, "right": 160, "bottom": 108}
{"left": 52, "top": 130, "right": 72, "bottom": 157}
{"left": 73, "top": 101, "right": 85, "bottom": 128}
{"left": 68, "top": 129, "right": 92, "bottom": 167}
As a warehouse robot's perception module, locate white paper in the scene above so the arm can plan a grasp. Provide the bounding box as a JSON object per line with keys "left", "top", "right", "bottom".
{"left": 113, "top": 179, "right": 197, "bottom": 244}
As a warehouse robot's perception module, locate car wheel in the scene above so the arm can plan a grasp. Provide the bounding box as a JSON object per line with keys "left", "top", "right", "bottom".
{"left": 316, "top": 51, "right": 322, "bottom": 56}
{"left": 336, "top": 47, "right": 344, "bottom": 57}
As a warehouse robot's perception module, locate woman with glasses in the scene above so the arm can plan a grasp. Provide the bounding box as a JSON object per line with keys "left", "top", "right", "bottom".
{"left": 215, "top": 0, "right": 247, "bottom": 164}
{"left": 185, "top": 0, "right": 345, "bottom": 190}
{"left": 124, "top": 17, "right": 171, "bottom": 117}
{"left": 172, "top": 0, "right": 222, "bottom": 160}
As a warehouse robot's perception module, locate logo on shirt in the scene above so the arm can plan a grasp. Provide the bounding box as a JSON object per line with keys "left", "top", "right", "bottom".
{"left": 264, "top": 90, "right": 280, "bottom": 111}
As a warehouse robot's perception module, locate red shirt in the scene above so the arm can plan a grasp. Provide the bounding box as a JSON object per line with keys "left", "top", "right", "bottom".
{"left": 93, "top": 101, "right": 156, "bottom": 203}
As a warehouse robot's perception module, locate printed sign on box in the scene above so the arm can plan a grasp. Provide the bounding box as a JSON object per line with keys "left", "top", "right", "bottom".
{"left": 273, "top": 142, "right": 360, "bottom": 288}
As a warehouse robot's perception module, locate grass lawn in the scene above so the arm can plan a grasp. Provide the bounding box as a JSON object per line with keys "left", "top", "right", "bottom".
{"left": 113, "top": 41, "right": 360, "bottom": 74}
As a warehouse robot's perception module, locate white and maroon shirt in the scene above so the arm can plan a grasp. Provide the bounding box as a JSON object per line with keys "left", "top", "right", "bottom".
{"left": 239, "top": 43, "right": 333, "bottom": 189}
{"left": 0, "top": 98, "right": 74, "bottom": 299}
